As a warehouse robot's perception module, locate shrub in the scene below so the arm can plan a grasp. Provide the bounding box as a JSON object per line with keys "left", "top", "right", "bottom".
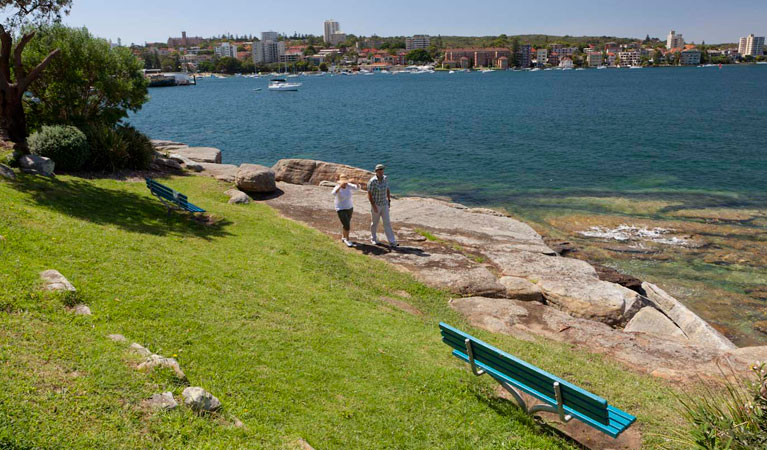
{"left": 82, "top": 123, "right": 153, "bottom": 172}
{"left": 28, "top": 125, "right": 89, "bottom": 171}
{"left": 676, "top": 363, "right": 767, "bottom": 449}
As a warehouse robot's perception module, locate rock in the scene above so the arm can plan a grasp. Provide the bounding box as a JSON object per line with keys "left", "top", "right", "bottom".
{"left": 235, "top": 164, "right": 276, "bottom": 193}
{"left": 151, "top": 156, "right": 182, "bottom": 171}
{"left": 296, "top": 438, "right": 315, "bottom": 450}
{"left": 537, "top": 278, "right": 638, "bottom": 326}
{"left": 168, "top": 154, "right": 204, "bottom": 172}
{"left": 40, "top": 269, "right": 76, "bottom": 292}
{"left": 151, "top": 139, "right": 186, "bottom": 148}
{"left": 487, "top": 251, "right": 597, "bottom": 282}
{"left": 196, "top": 163, "right": 239, "bottom": 182}
{"left": 642, "top": 282, "right": 737, "bottom": 351}
{"left": 172, "top": 146, "right": 222, "bottom": 164}
{"left": 593, "top": 263, "right": 643, "bottom": 292}
{"left": 137, "top": 354, "right": 186, "bottom": 380}
{"left": 107, "top": 334, "right": 126, "bottom": 342}
{"left": 318, "top": 180, "right": 337, "bottom": 188}
{"left": 19, "top": 154, "right": 54, "bottom": 176}
{"left": 624, "top": 307, "right": 687, "bottom": 339}
{"left": 182, "top": 387, "right": 221, "bottom": 412}
{"left": 73, "top": 304, "right": 91, "bottom": 315}
{"left": 224, "top": 189, "right": 250, "bottom": 204}
{"left": 449, "top": 297, "right": 531, "bottom": 335}
{"left": 145, "top": 392, "right": 178, "bottom": 411}
{"left": 724, "top": 346, "right": 767, "bottom": 367}
{"left": 498, "top": 276, "right": 543, "bottom": 302}
{"left": 130, "top": 343, "right": 152, "bottom": 357}
{"left": 232, "top": 416, "right": 245, "bottom": 428}
{"left": 272, "top": 159, "right": 374, "bottom": 189}
{"left": 184, "top": 162, "right": 204, "bottom": 172}
{"left": 0, "top": 163, "right": 15, "bottom": 180}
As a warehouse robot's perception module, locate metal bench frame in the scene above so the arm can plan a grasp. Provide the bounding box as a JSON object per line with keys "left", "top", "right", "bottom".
{"left": 145, "top": 178, "right": 205, "bottom": 216}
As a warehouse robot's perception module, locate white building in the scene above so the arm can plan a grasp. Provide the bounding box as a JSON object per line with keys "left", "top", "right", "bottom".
{"left": 739, "top": 34, "right": 765, "bottom": 57}
{"left": 536, "top": 48, "right": 548, "bottom": 66}
{"left": 214, "top": 42, "right": 237, "bottom": 59}
{"left": 667, "top": 30, "right": 684, "bottom": 49}
{"left": 405, "top": 35, "right": 431, "bottom": 50}
{"left": 558, "top": 57, "right": 574, "bottom": 69}
{"left": 324, "top": 20, "right": 340, "bottom": 44}
{"left": 618, "top": 51, "right": 641, "bottom": 67}
{"left": 253, "top": 31, "right": 284, "bottom": 64}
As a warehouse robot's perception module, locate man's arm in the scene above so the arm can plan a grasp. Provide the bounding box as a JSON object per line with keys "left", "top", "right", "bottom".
{"left": 368, "top": 190, "right": 378, "bottom": 212}
{"left": 387, "top": 188, "right": 391, "bottom": 205}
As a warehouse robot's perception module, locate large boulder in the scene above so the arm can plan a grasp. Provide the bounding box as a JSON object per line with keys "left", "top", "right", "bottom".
{"left": 498, "top": 276, "right": 543, "bottom": 302}
{"left": 40, "top": 269, "right": 76, "bottom": 292}
{"left": 642, "top": 282, "right": 736, "bottom": 351}
{"left": 487, "top": 251, "right": 598, "bottom": 281}
{"left": 537, "top": 278, "right": 639, "bottom": 326}
{"left": 19, "top": 154, "right": 54, "bottom": 176}
{"left": 236, "top": 164, "right": 276, "bottom": 193}
{"left": 224, "top": 189, "right": 250, "bottom": 204}
{"left": 197, "top": 163, "right": 239, "bottom": 182}
{"left": 172, "top": 146, "right": 222, "bottom": 164}
{"left": 624, "top": 307, "right": 687, "bottom": 340}
{"left": 182, "top": 387, "right": 221, "bottom": 412}
{"left": 272, "top": 159, "right": 374, "bottom": 189}
{"left": 144, "top": 392, "right": 178, "bottom": 411}
{"left": 0, "top": 163, "right": 15, "bottom": 180}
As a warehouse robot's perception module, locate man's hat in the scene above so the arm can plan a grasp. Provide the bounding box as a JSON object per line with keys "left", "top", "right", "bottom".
{"left": 375, "top": 164, "right": 385, "bottom": 171}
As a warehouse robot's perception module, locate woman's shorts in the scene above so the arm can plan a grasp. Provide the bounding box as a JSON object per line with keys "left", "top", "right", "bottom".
{"left": 337, "top": 208, "right": 353, "bottom": 230}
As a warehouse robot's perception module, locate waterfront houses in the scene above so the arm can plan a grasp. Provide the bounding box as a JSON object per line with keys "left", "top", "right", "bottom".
{"left": 443, "top": 47, "right": 511, "bottom": 68}
{"left": 618, "top": 50, "right": 640, "bottom": 67}
{"left": 680, "top": 47, "right": 701, "bottom": 65}
{"left": 739, "top": 34, "right": 766, "bottom": 57}
{"left": 536, "top": 48, "right": 548, "bottom": 66}
{"left": 586, "top": 51, "right": 603, "bottom": 67}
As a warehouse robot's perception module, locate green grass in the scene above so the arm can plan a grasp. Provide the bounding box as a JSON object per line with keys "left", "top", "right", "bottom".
{"left": 0, "top": 174, "right": 686, "bottom": 449}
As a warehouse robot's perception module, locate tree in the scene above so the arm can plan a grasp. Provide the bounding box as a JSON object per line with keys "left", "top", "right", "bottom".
{"left": 23, "top": 25, "right": 147, "bottom": 130}
{"left": 510, "top": 38, "right": 520, "bottom": 67}
{"left": 653, "top": 49, "right": 663, "bottom": 66}
{"left": 0, "top": 0, "right": 72, "bottom": 152}
{"left": 405, "top": 49, "right": 432, "bottom": 63}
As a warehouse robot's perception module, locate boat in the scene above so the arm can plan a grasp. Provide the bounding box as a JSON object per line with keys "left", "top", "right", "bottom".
{"left": 481, "top": 69, "right": 494, "bottom": 73}
{"left": 530, "top": 68, "right": 541, "bottom": 72}
{"left": 268, "top": 78, "right": 301, "bottom": 91}
{"left": 449, "top": 70, "right": 455, "bottom": 74}
{"left": 597, "top": 66, "right": 607, "bottom": 70}
{"left": 252, "top": 88, "right": 262, "bottom": 92}
{"left": 575, "top": 68, "right": 586, "bottom": 71}
{"left": 630, "top": 66, "right": 642, "bottom": 69}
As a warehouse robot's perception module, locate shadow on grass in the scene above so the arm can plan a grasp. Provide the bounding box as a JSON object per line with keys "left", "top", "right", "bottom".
{"left": 12, "top": 174, "right": 232, "bottom": 239}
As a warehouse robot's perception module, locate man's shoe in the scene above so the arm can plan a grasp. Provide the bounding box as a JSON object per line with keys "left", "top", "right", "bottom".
{"left": 390, "top": 243, "right": 399, "bottom": 249}
{"left": 343, "top": 239, "right": 354, "bottom": 247}
{"left": 371, "top": 239, "right": 380, "bottom": 245}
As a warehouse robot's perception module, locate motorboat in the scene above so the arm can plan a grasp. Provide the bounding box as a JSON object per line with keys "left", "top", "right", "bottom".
{"left": 481, "top": 69, "right": 494, "bottom": 73}
{"left": 268, "top": 78, "right": 301, "bottom": 91}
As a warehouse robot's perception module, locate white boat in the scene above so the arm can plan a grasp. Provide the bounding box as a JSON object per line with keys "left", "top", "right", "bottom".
{"left": 449, "top": 70, "right": 455, "bottom": 74}
{"left": 481, "top": 69, "right": 494, "bottom": 73}
{"left": 597, "top": 66, "right": 607, "bottom": 70}
{"left": 287, "top": 74, "right": 300, "bottom": 78}
{"left": 630, "top": 66, "right": 642, "bottom": 69}
{"left": 268, "top": 78, "right": 301, "bottom": 91}
{"left": 575, "top": 68, "right": 585, "bottom": 71}
{"left": 530, "top": 68, "right": 541, "bottom": 72}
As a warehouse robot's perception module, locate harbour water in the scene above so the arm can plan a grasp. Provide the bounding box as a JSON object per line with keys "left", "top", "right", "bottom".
{"left": 129, "top": 66, "right": 767, "bottom": 346}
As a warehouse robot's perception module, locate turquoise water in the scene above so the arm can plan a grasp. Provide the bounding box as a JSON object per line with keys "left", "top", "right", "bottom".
{"left": 129, "top": 66, "right": 767, "bottom": 207}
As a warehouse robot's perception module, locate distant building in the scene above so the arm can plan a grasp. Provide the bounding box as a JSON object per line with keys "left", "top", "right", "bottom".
{"left": 604, "top": 42, "right": 620, "bottom": 53}
{"left": 548, "top": 52, "right": 559, "bottom": 66}
{"left": 680, "top": 47, "right": 701, "bottom": 65}
{"left": 666, "top": 30, "right": 684, "bottom": 49}
{"left": 168, "top": 31, "right": 203, "bottom": 48}
{"left": 214, "top": 42, "right": 237, "bottom": 59}
{"left": 443, "top": 48, "right": 511, "bottom": 68}
{"left": 516, "top": 44, "right": 531, "bottom": 68}
{"left": 536, "top": 48, "right": 548, "bottom": 66}
{"left": 739, "top": 34, "right": 765, "bottom": 57}
{"left": 324, "top": 20, "right": 340, "bottom": 44}
{"left": 558, "top": 57, "right": 574, "bottom": 69}
{"left": 329, "top": 32, "right": 347, "bottom": 46}
{"left": 618, "top": 51, "right": 640, "bottom": 66}
{"left": 405, "top": 35, "right": 431, "bottom": 50}
{"left": 497, "top": 56, "right": 509, "bottom": 69}
{"left": 586, "top": 52, "right": 603, "bottom": 67}
{"left": 253, "top": 31, "right": 284, "bottom": 64}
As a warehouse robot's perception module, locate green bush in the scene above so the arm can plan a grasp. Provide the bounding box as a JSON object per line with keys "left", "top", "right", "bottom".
{"left": 28, "top": 125, "right": 89, "bottom": 171}
{"left": 676, "top": 363, "right": 767, "bottom": 449}
{"left": 82, "top": 123, "right": 153, "bottom": 172}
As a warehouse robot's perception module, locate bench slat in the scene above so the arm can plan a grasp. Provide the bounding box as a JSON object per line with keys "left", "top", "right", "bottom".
{"left": 441, "top": 336, "right": 609, "bottom": 422}
{"left": 452, "top": 349, "right": 635, "bottom": 438}
{"left": 440, "top": 325, "right": 610, "bottom": 424}
{"left": 145, "top": 178, "right": 205, "bottom": 213}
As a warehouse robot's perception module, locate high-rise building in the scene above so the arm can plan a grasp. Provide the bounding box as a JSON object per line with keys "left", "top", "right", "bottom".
{"left": 739, "top": 34, "right": 766, "bottom": 57}
{"left": 215, "top": 42, "right": 237, "bottom": 59}
{"left": 516, "top": 44, "right": 531, "bottom": 68}
{"left": 405, "top": 35, "right": 431, "bottom": 50}
{"left": 666, "top": 30, "right": 684, "bottom": 49}
{"left": 253, "top": 31, "right": 285, "bottom": 64}
{"left": 329, "top": 32, "right": 347, "bottom": 46}
{"left": 324, "top": 20, "right": 340, "bottom": 44}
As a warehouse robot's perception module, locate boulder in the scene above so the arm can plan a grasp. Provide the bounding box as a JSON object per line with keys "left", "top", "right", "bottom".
{"left": 272, "top": 159, "right": 374, "bottom": 189}
{"left": 72, "top": 304, "right": 92, "bottom": 316}
{"left": 107, "top": 334, "right": 127, "bottom": 342}
{"left": 145, "top": 392, "right": 178, "bottom": 411}
{"left": 182, "top": 387, "right": 221, "bottom": 412}
{"left": 19, "top": 154, "right": 54, "bottom": 176}
{"left": 40, "top": 269, "right": 76, "bottom": 292}
{"left": 486, "top": 251, "right": 598, "bottom": 281}
{"left": 0, "top": 163, "right": 15, "bottom": 180}
{"left": 498, "top": 276, "right": 543, "bottom": 301}
{"left": 537, "top": 278, "right": 638, "bottom": 326}
{"left": 137, "top": 354, "right": 187, "bottom": 380}
{"left": 168, "top": 154, "right": 204, "bottom": 172}
{"left": 151, "top": 156, "right": 182, "bottom": 171}
{"left": 173, "top": 146, "right": 222, "bottom": 164}
{"left": 224, "top": 189, "right": 250, "bottom": 204}
{"left": 624, "top": 307, "right": 687, "bottom": 340}
{"left": 642, "top": 282, "right": 736, "bottom": 351}
{"left": 130, "top": 343, "right": 152, "bottom": 357}
{"left": 235, "top": 164, "right": 276, "bottom": 193}
{"left": 196, "top": 163, "right": 239, "bottom": 182}
{"left": 449, "top": 297, "right": 531, "bottom": 335}
{"left": 723, "top": 346, "right": 767, "bottom": 367}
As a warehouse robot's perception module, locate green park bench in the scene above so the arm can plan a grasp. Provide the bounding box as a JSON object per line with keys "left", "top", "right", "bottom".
{"left": 145, "top": 178, "right": 205, "bottom": 215}
{"left": 439, "top": 322, "right": 636, "bottom": 439}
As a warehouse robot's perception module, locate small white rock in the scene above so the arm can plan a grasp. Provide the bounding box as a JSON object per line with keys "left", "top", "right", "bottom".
{"left": 145, "top": 392, "right": 178, "bottom": 411}
{"left": 137, "top": 354, "right": 186, "bottom": 380}
{"left": 130, "top": 343, "right": 152, "bottom": 357}
{"left": 107, "top": 334, "right": 127, "bottom": 342}
{"left": 40, "top": 269, "right": 76, "bottom": 292}
{"left": 73, "top": 304, "right": 91, "bottom": 315}
{"left": 182, "top": 386, "right": 221, "bottom": 412}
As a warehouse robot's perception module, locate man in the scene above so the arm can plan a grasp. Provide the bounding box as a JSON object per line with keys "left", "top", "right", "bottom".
{"left": 367, "top": 164, "right": 397, "bottom": 248}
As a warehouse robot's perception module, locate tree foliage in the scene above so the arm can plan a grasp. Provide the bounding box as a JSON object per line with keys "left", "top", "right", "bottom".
{"left": 405, "top": 49, "right": 432, "bottom": 63}
{"left": 22, "top": 25, "right": 148, "bottom": 130}
{"left": 0, "top": 0, "right": 72, "bottom": 29}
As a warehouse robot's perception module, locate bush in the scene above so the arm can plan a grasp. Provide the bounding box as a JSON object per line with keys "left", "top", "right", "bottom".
{"left": 28, "top": 125, "right": 89, "bottom": 171}
{"left": 82, "top": 124, "right": 153, "bottom": 172}
{"left": 676, "top": 363, "right": 767, "bottom": 449}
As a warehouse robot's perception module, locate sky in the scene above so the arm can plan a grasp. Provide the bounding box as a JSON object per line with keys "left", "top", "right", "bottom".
{"left": 59, "top": 0, "right": 766, "bottom": 45}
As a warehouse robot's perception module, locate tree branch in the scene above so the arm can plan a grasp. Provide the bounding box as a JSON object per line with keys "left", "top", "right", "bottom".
{"left": 0, "top": 27, "right": 12, "bottom": 91}
{"left": 19, "top": 47, "right": 59, "bottom": 91}
{"left": 13, "top": 32, "right": 37, "bottom": 81}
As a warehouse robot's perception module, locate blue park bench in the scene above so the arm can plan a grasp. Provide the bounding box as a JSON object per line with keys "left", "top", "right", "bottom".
{"left": 439, "top": 322, "right": 636, "bottom": 439}
{"left": 145, "top": 178, "right": 205, "bottom": 215}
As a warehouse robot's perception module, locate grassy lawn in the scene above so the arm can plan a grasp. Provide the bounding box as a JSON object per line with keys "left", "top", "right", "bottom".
{"left": 0, "top": 174, "right": 685, "bottom": 449}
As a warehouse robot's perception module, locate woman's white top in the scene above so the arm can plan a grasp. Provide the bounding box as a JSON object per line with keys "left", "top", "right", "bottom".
{"left": 331, "top": 183, "right": 358, "bottom": 211}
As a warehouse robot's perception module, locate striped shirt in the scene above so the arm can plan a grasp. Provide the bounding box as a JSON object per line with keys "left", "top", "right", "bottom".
{"left": 367, "top": 175, "right": 389, "bottom": 206}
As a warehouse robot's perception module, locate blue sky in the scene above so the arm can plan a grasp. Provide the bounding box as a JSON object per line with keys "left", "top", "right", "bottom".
{"left": 62, "top": 0, "right": 765, "bottom": 45}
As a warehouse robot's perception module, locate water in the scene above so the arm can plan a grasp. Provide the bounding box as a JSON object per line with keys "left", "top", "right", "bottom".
{"left": 129, "top": 67, "right": 767, "bottom": 346}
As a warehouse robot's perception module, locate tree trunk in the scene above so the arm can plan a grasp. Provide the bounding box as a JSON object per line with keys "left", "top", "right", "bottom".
{"left": 0, "top": 86, "right": 26, "bottom": 143}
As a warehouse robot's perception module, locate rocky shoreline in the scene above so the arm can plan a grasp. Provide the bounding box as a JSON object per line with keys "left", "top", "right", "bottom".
{"left": 150, "top": 140, "right": 767, "bottom": 382}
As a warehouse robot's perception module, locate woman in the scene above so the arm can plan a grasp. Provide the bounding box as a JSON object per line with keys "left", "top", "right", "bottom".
{"left": 331, "top": 175, "right": 358, "bottom": 247}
